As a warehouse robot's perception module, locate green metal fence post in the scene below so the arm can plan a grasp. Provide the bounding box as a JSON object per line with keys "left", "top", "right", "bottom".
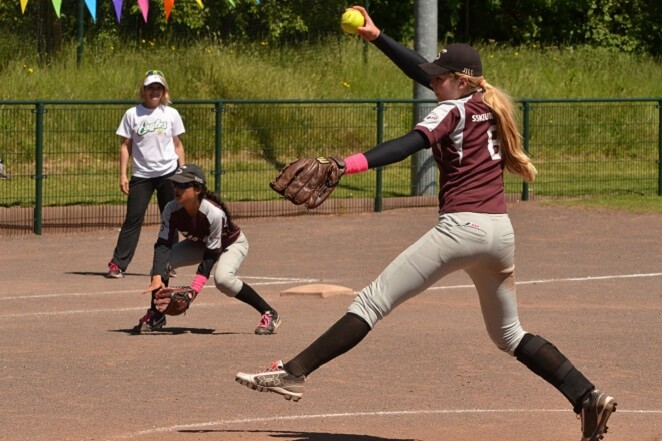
{"left": 214, "top": 101, "right": 224, "bottom": 195}
{"left": 658, "top": 99, "right": 662, "bottom": 196}
{"left": 76, "top": 0, "right": 85, "bottom": 65}
{"left": 33, "top": 101, "right": 46, "bottom": 235}
{"left": 374, "top": 100, "right": 385, "bottom": 212}
{"left": 521, "top": 100, "right": 531, "bottom": 201}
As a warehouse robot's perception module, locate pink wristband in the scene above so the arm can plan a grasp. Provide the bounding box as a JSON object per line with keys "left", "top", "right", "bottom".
{"left": 190, "top": 274, "right": 208, "bottom": 294}
{"left": 343, "top": 153, "right": 369, "bottom": 174}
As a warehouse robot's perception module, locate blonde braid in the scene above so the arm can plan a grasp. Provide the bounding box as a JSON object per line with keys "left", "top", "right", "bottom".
{"left": 464, "top": 77, "right": 537, "bottom": 183}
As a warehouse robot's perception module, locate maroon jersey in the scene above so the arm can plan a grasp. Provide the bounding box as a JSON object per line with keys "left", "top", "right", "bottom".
{"left": 152, "top": 198, "right": 241, "bottom": 278}
{"left": 415, "top": 91, "right": 507, "bottom": 214}
{"left": 158, "top": 198, "right": 240, "bottom": 250}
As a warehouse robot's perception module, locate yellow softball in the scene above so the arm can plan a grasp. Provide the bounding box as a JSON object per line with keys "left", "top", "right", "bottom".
{"left": 340, "top": 8, "right": 365, "bottom": 35}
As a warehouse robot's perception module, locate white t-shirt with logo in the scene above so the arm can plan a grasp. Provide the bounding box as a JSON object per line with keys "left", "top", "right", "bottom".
{"left": 116, "top": 104, "right": 185, "bottom": 178}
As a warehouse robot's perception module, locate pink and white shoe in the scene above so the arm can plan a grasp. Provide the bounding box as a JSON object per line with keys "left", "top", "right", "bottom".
{"left": 254, "top": 310, "right": 281, "bottom": 335}
{"left": 235, "top": 360, "right": 304, "bottom": 401}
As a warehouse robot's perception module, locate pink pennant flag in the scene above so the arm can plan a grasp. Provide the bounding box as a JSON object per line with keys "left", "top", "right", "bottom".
{"left": 164, "top": 0, "right": 174, "bottom": 20}
{"left": 51, "top": 0, "right": 62, "bottom": 17}
{"left": 84, "top": 0, "right": 97, "bottom": 21}
{"left": 137, "top": 0, "right": 149, "bottom": 22}
{"left": 112, "top": 0, "right": 123, "bottom": 22}
{"left": 20, "top": 0, "right": 29, "bottom": 14}
{"left": 195, "top": 0, "right": 203, "bottom": 8}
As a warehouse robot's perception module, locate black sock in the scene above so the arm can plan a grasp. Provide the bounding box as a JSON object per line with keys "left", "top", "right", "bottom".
{"left": 234, "top": 283, "right": 273, "bottom": 314}
{"left": 285, "top": 313, "right": 371, "bottom": 377}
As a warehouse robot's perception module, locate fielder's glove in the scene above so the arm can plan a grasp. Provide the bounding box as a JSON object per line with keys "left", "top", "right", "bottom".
{"left": 270, "top": 157, "right": 346, "bottom": 209}
{"left": 153, "top": 286, "right": 197, "bottom": 316}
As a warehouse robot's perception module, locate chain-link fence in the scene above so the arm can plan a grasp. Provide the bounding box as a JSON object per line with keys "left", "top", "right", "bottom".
{"left": 0, "top": 98, "right": 660, "bottom": 236}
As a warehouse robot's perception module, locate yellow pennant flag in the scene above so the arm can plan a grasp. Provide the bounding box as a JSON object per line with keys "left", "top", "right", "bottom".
{"left": 195, "top": 0, "right": 203, "bottom": 8}
{"left": 51, "top": 0, "right": 62, "bottom": 17}
{"left": 20, "top": 0, "right": 28, "bottom": 13}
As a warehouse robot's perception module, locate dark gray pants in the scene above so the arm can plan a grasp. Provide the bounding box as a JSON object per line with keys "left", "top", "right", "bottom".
{"left": 110, "top": 173, "right": 177, "bottom": 272}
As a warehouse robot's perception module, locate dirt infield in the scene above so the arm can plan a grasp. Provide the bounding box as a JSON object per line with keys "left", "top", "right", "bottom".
{"left": 1, "top": 202, "right": 661, "bottom": 441}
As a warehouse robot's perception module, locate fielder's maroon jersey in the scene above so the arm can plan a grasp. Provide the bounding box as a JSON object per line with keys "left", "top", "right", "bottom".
{"left": 152, "top": 198, "right": 241, "bottom": 278}
{"left": 415, "top": 91, "right": 507, "bottom": 214}
{"left": 158, "top": 198, "right": 240, "bottom": 251}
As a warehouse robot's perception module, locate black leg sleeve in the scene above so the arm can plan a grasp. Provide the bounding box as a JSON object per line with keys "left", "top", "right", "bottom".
{"left": 515, "top": 333, "right": 594, "bottom": 412}
{"left": 234, "top": 283, "right": 273, "bottom": 314}
{"left": 285, "top": 313, "right": 371, "bottom": 378}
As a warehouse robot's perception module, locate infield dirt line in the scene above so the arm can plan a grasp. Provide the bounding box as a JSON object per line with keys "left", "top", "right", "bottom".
{"left": 5, "top": 271, "right": 660, "bottom": 301}
{"left": 110, "top": 407, "right": 662, "bottom": 440}
{"left": 425, "top": 271, "right": 662, "bottom": 291}
{"left": 3, "top": 271, "right": 660, "bottom": 318}
{"left": 1, "top": 277, "right": 320, "bottom": 301}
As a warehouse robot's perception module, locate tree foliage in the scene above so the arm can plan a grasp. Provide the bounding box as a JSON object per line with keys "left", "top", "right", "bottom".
{"left": 0, "top": 0, "right": 659, "bottom": 64}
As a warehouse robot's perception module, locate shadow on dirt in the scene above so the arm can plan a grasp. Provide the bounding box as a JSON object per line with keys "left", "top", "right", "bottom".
{"left": 109, "top": 327, "right": 244, "bottom": 336}
{"left": 67, "top": 271, "right": 151, "bottom": 277}
{"left": 178, "top": 429, "right": 420, "bottom": 440}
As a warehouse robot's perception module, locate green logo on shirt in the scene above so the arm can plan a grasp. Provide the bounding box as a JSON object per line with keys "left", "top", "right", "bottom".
{"left": 137, "top": 119, "right": 168, "bottom": 136}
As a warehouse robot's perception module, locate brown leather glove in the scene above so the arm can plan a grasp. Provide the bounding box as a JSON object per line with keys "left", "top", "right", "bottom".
{"left": 153, "top": 286, "right": 197, "bottom": 316}
{"left": 270, "top": 157, "right": 346, "bottom": 209}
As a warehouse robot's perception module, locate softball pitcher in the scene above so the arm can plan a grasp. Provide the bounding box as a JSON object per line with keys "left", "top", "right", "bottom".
{"left": 236, "top": 7, "right": 615, "bottom": 441}
{"left": 136, "top": 164, "right": 281, "bottom": 335}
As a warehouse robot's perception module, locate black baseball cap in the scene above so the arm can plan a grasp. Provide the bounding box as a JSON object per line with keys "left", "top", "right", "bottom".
{"left": 419, "top": 43, "right": 482, "bottom": 77}
{"left": 168, "top": 164, "right": 206, "bottom": 185}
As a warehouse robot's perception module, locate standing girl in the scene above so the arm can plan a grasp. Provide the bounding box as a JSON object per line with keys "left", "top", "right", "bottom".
{"left": 106, "top": 70, "right": 185, "bottom": 278}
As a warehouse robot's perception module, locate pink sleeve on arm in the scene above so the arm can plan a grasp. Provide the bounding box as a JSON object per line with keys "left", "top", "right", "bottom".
{"left": 190, "top": 274, "right": 208, "bottom": 294}
{"left": 343, "top": 153, "right": 369, "bottom": 174}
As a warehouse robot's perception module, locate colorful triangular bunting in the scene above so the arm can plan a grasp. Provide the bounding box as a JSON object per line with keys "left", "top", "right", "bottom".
{"left": 84, "top": 0, "right": 97, "bottom": 21}
{"left": 51, "top": 0, "right": 62, "bottom": 18}
{"left": 164, "top": 0, "right": 174, "bottom": 20}
{"left": 111, "top": 0, "right": 123, "bottom": 22}
{"left": 137, "top": 0, "right": 149, "bottom": 22}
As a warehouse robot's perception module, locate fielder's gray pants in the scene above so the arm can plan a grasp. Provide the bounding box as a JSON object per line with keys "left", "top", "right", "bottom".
{"left": 167, "top": 231, "right": 249, "bottom": 297}
{"left": 348, "top": 212, "right": 526, "bottom": 354}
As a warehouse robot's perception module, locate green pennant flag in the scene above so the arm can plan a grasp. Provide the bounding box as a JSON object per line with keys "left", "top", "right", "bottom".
{"left": 51, "top": 0, "right": 62, "bottom": 17}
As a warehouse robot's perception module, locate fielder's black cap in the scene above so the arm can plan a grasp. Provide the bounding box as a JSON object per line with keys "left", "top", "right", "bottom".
{"left": 168, "top": 164, "right": 206, "bottom": 185}
{"left": 419, "top": 43, "right": 483, "bottom": 77}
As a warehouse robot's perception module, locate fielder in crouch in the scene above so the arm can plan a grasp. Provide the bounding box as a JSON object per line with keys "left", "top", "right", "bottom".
{"left": 236, "top": 7, "right": 616, "bottom": 441}
{"left": 136, "top": 164, "right": 281, "bottom": 335}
